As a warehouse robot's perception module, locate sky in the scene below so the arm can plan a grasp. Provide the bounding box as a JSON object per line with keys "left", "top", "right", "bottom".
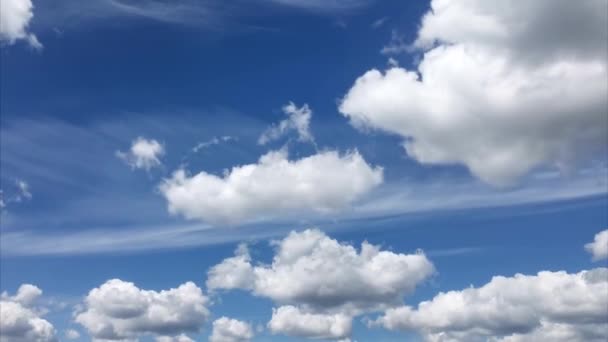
{"left": 0, "top": 0, "right": 607, "bottom": 341}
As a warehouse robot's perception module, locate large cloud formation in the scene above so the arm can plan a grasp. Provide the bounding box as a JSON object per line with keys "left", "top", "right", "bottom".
{"left": 75, "top": 279, "right": 208, "bottom": 341}
{"left": 207, "top": 229, "right": 434, "bottom": 339}
{"left": 0, "top": 284, "right": 56, "bottom": 342}
{"left": 0, "top": 0, "right": 41, "bottom": 49}
{"left": 160, "top": 149, "right": 383, "bottom": 224}
{"left": 340, "top": 0, "right": 608, "bottom": 186}
{"left": 375, "top": 268, "right": 608, "bottom": 341}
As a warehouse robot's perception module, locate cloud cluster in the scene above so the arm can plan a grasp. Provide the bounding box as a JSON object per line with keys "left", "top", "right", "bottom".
{"left": 340, "top": 0, "right": 608, "bottom": 186}
{"left": 586, "top": 229, "right": 608, "bottom": 261}
{"left": 210, "top": 317, "right": 254, "bottom": 342}
{"left": 75, "top": 279, "right": 209, "bottom": 340}
{"left": 116, "top": 137, "right": 165, "bottom": 171}
{"left": 160, "top": 149, "right": 383, "bottom": 224}
{"left": 375, "top": 268, "right": 608, "bottom": 341}
{"left": 258, "top": 102, "right": 314, "bottom": 145}
{"left": 207, "top": 229, "right": 434, "bottom": 339}
{"left": 0, "top": 284, "right": 56, "bottom": 342}
{"left": 0, "top": 0, "right": 41, "bottom": 49}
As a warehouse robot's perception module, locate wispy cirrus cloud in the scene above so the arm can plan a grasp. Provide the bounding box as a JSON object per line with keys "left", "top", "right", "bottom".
{"left": 32, "top": 0, "right": 373, "bottom": 33}
{"left": 266, "top": 0, "right": 372, "bottom": 12}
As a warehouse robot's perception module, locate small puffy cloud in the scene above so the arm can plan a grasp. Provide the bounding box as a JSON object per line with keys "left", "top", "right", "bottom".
{"left": 210, "top": 317, "right": 254, "bottom": 342}
{"left": 15, "top": 179, "right": 32, "bottom": 201}
{"left": 374, "top": 268, "right": 608, "bottom": 341}
{"left": 75, "top": 279, "right": 209, "bottom": 341}
{"left": 116, "top": 137, "right": 165, "bottom": 171}
{"left": 160, "top": 149, "right": 382, "bottom": 224}
{"left": 0, "top": 0, "right": 42, "bottom": 49}
{"left": 207, "top": 229, "right": 434, "bottom": 314}
{"left": 585, "top": 229, "right": 608, "bottom": 261}
{"left": 0, "top": 284, "right": 56, "bottom": 342}
{"left": 268, "top": 306, "right": 351, "bottom": 340}
{"left": 258, "top": 102, "right": 314, "bottom": 145}
{"left": 340, "top": 0, "right": 608, "bottom": 186}
{"left": 64, "top": 329, "right": 80, "bottom": 340}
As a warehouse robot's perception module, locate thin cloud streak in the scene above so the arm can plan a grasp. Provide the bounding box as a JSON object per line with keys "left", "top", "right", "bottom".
{"left": 1, "top": 174, "right": 605, "bottom": 257}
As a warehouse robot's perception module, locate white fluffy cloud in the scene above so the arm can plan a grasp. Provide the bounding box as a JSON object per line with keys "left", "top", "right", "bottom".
{"left": 207, "top": 229, "right": 433, "bottom": 312}
{"left": 0, "top": 284, "right": 56, "bottom": 342}
{"left": 210, "top": 317, "right": 254, "bottom": 342}
{"left": 585, "top": 229, "right": 608, "bottom": 261}
{"left": 75, "top": 279, "right": 209, "bottom": 341}
{"left": 0, "top": 0, "right": 41, "bottom": 49}
{"left": 116, "top": 137, "right": 165, "bottom": 171}
{"left": 340, "top": 0, "right": 608, "bottom": 186}
{"left": 259, "top": 102, "right": 314, "bottom": 145}
{"left": 207, "top": 229, "right": 433, "bottom": 339}
{"left": 374, "top": 268, "right": 608, "bottom": 342}
{"left": 160, "top": 149, "right": 382, "bottom": 224}
{"left": 268, "top": 306, "right": 351, "bottom": 340}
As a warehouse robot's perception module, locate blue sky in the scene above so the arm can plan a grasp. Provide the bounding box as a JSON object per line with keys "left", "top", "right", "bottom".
{"left": 1, "top": 0, "right": 607, "bottom": 341}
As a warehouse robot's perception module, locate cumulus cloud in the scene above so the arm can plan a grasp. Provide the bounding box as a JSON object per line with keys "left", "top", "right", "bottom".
{"left": 268, "top": 306, "right": 351, "bottom": 340}
{"left": 0, "top": 0, "right": 42, "bottom": 49}
{"left": 116, "top": 137, "right": 165, "bottom": 171}
{"left": 210, "top": 317, "right": 254, "bottom": 342}
{"left": 2, "top": 284, "right": 42, "bottom": 307}
{"left": 374, "top": 268, "right": 608, "bottom": 341}
{"left": 258, "top": 102, "right": 314, "bottom": 145}
{"left": 340, "top": 0, "right": 608, "bottom": 186}
{"left": 585, "top": 229, "right": 608, "bottom": 261}
{"left": 207, "top": 229, "right": 433, "bottom": 312}
{"left": 75, "top": 279, "right": 209, "bottom": 341}
{"left": 160, "top": 149, "right": 382, "bottom": 224}
{"left": 208, "top": 229, "right": 433, "bottom": 340}
{"left": 0, "top": 284, "right": 56, "bottom": 342}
